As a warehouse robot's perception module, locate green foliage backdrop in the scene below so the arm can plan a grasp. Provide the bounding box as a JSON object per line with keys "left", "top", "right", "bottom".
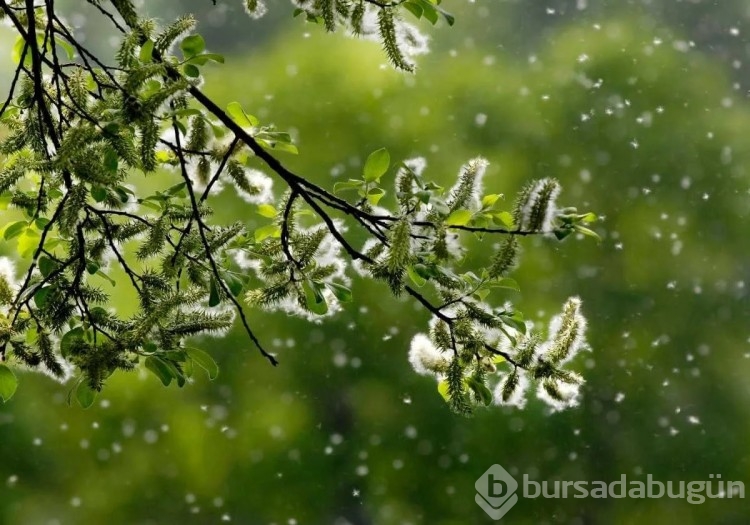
{"left": 1, "top": 1, "right": 749, "bottom": 524}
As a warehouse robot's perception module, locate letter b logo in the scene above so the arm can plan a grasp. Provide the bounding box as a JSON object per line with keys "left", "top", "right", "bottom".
{"left": 475, "top": 464, "right": 519, "bottom": 520}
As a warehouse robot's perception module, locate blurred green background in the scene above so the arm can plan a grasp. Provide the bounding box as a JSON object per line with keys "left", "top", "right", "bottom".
{"left": 2, "top": 1, "right": 750, "bottom": 523}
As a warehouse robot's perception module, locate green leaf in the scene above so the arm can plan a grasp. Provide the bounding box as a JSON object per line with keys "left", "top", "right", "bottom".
{"left": 3, "top": 221, "right": 27, "bottom": 241}
{"left": 363, "top": 148, "right": 390, "bottom": 182}
{"left": 437, "top": 6, "right": 455, "bottom": 26}
{"left": 437, "top": 379, "right": 450, "bottom": 401}
{"left": 500, "top": 312, "right": 526, "bottom": 335}
{"left": 60, "top": 327, "right": 85, "bottom": 358}
{"left": 95, "top": 270, "right": 116, "bottom": 287}
{"left": 38, "top": 255, "right": 55, "bottom": 278}
{"left": 366, "top": 187, "right": 386, "bottom": 206}
{"left": 573, "top": 224, "right": 602, "bottom": 242}
{"left": 185, "top": 347, "right": 219, "bottom": 380}
{"left": 414, "top": 0, "right": 439, "bottom": 24}
{"left": 139, "top": 39, "right": 154, "bottom": 63}
{"left": 226, "top": 101, "right": 259, "bottom": 128}
{"left": 407, "top": 265, "right": 427, "bottom": 287}
{"left": 466, "top": 377, "right": 493, "bottom": 406}
{"left": 492, "top": 277, "right": 520, "bottom": 292}
{"left": 0, "top": 365, "right": 18, "bottom": 403}
{"left": 257, "top": 204, "right": 277, "bottom": 218}
{"left": 180, "top": 34, "right": 206, "bottom": 58}
{"left": 554, "top": 228, "right": 573, "bottom": 241}
{"left": 17, "top": 229, "right": 40, "bottom": 259}
{"left": 254, "top": 224, "right": 281, "bottom": 242}
{"left": 208, "top": 275, "right": 220, "bottom": 307}
{"left": 580, "top": 212, "right": 597, "bottom": 223}
{"left": 165, "top": 182, "right": 187, "bottom": 196}
{"left": 445, "top": 209, "right": 472, "bottom": 226}
{"left": 102, "top": 147, "right": 119, "bottom": 174}
{"left": 221, "top": 272, "right": 244, "bottom": 297}
{"left": 145, "top": 356, "right": 174, "bottom": 386}
{"left": 256, "top": 131, "right": 294, "bottom": 144}
{"left": 33, "top": 286, "right": 49, "bottom": 309}
{"left": 185, "top": 53, "right": 226, "bottom": 66}
{"left": 75, "top": 381, "right": 97, "bottom": 409}
{"left": 11, "top": 36, "right": 30, "bottom": 67}
{"left": 493, "top": 211, "right": 515, "bottom": 229}
{"left": 403, "top": 1, "right": 423, "bottom": 20}
{"left": 54, "top": 37, "right": 75, "bottom": 60}
{"left": 333, "top": 180, "right": 365, "bottom": 193}
{"left": 256, "top": 138, "right": 298, "bottom": 155}
{"left": 481, "top": 194, "right": 502, "bottom": 208}
{"left": 91, "top": 185, "right": 107, "bottom": 202}
{"left": 303, "top": 280, "right": 328, "bottom": 315}
{"left": 326, "top": 282, "right": 352, "bottom": 302}
{"left": 183, "top": 64, "right": 200, "bottom": 78}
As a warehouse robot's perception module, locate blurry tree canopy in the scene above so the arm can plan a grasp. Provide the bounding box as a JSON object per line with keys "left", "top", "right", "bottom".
{"left": 0, "top": 0, "right": 597, "bottom": 414}
{"left": 1, "top": 2, "right": 750, "bottom": 524}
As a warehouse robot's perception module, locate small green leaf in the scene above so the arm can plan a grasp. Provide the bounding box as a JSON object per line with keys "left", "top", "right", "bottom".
{"left": 466, "top": 377, "right": 493, "bottom": 406}
{"left": 165, "top": 182, "right": 187, "bottom": 197}
{"left": 363, "top": 148, "right": 390, "bottom": 182}
{"left": 139, "top": 39, "right": 155, "bottom": 63}
{"left": 0, "top": 364, "right": 18, "bottom": 403}
{"left": 91, "top": 185, "right": 107, "bottom": 202}
{"left": 100, "top": 147, "right": 119, "bottom": 174}
{"left": 256, "top": 204, "right": 277, "bottom": 218}
{"left": 366, "top": 187, "right": 386, "bottom": 206}
{"left": 11, "top": 36, "right": 30, "bottom": 67}
{"left": 333, "top": 180, "right": 365, "bottom": 193}
{"left": 180, "top": 34, "right": 206, "bottom": 58}
{"left": 303, "top": 280, "right": 328, "bottom": 315}
{"left": 414, "top": 0, "right": 439, "bottom": 24}
{"left": 493, "top": 211, "right": 515, "bottom": 229}
{"left": 3, "top": 221, "right": 27, "bottom": 241}
{"left": 255, "top": 131, "right": 293, "bottom": 144}
{"left": 256, "top": 139, "right": 298, "bottom": 155}
{"left": 226, "top": 101, "right": 259, "bottom": 128}
{"left": 60, "top": 327, "right": 85, "bottom": 358}
{"left": 183, "top": 63, "right": 200, "bottom": 78}
{"left": 580, "top": 212, "right": 597, "bottom": 223}
{"left": 500, "top": 312, "right": 526, "bottom": 335}
{"left": 221, "top": 272, "right": 244, "bottom": 297}
{"left": 145, "top": 356, "right": 174, "bottom": 386}
{"left": 574, "top": 224, "right": 602, "bottom": 242}
{"left": 326, "top": 282, "right": 352, "bottom": 302}
{"left": 492, "top": 277, "right": 520, "bottom": 292}
{"left": 54, "top": 37, "right": 75, "bottom": 60}
{"left": 185, "top": 347, "right": 219, "bottom": 380}
{"left": 435, "top": 3, "right": 455, "bottom": 25}
{"left": 403, "top": 1, "right": 423, "bottom": 20}
{"left": 481, "top": 194, "right": 502, "bottom": 208}
{"left": 17, "top": 229, "right": 40, "bottom": 259}
{"left": 254, "top": 224, "right": 280, "bottom": 242}
{"left": 208, "top": 275, "right": 220, "bottom": 307}
{"left": 407, "top": 265, "right": 427, "bottom": 287}
{"left": 38, "top": 255, "right": 55, "bottom": 278}
{"left": 34, "top": 286, "right": 52, "bottom": 308}
{"left": 445, "top": 209, "right": 472, "bottom": 226}
{"left": 186, "top": 52, "right": 225, "bottom": 65}
{"left": 95, "top": 270, "right": 116, "bottom": 287}
{"left": 76, "top": 381, "right": 97, "bottom": 408}
{"left": 437, "top": 379, "right": 450, "bottom": 401}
